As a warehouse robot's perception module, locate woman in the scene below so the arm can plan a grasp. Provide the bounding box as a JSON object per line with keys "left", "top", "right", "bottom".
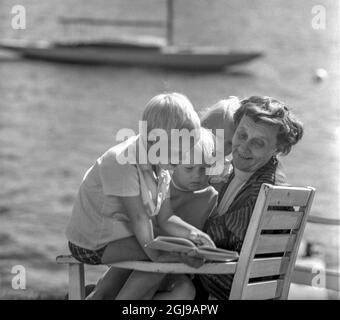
{"left": 194, "top": 95, "right": 304, "bottom": 300}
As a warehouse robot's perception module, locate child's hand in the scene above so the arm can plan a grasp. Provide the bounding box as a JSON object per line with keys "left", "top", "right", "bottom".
{"left": 181, "top": 251, "right": 206, "bottom": 268}
{"left": 189, "top": 230, "right": 216, "bottom": 248}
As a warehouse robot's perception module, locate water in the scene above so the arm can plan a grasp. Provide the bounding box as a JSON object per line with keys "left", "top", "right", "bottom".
{"left": 0, "top": 0, "right": 339, "bottom": 297}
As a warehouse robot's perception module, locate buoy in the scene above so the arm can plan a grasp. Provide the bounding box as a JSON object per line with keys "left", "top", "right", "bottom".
{"left": 314, "top": 68, "right": 328, "bottom": 82}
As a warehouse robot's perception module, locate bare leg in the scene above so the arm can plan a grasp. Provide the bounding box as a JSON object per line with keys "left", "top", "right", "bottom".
{"left": 101, "top": 236, "right": 148, "bottom": 264}
{"left": 153, "top": 275, "right": 195, "bottom": 300}
{"left": 88, "top": 236, "right": 149, "bottom": 300}
{"left": 86, "top": 267, "right": 132, "bottom": 300}
{"left": 116, "top": 270, "right": 166, "bottom": 300}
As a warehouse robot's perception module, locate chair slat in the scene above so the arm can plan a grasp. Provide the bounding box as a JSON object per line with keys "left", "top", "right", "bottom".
{"left": 249, "top": 257, "right": 290, "bottom": 278}
{"left": 268, "top": 187, "right": 311, "bottom": 206}
{"left": 256, "top": 234, "right": 296, "bottom": 254}
{"left": 262, "top": 210, "right": 303, "bottom": 230}
{"left": 243, "top": 280, "right": 283, "bottom": 299}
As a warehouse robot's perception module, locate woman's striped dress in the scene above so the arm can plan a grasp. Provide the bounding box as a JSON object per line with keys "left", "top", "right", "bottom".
{"left": 198, "top": 156, "right": 285, "bottom": 299}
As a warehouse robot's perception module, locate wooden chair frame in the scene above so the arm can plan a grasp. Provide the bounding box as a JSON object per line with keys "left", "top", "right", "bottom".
{"left": 57, "top": 183, "right": 322, "bottom": 299}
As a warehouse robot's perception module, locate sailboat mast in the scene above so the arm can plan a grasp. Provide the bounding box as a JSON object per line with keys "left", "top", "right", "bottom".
{"left": 166, "top": 0, "right": 174, "bottom": 46}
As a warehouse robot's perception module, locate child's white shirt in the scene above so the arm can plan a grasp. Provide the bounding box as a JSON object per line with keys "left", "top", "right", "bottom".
{"left": 66, "top": 135, "right": 171, "bottom": 250}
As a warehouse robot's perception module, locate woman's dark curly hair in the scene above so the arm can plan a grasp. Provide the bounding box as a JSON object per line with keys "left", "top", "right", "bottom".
{"left": 233, "top": 96, "right": 303, "bottom": 155}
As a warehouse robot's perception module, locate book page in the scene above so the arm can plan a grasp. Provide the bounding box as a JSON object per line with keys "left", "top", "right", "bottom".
{"left": 197, "top": 247, "right": 239, "bottom": 262}
{"left": 146, "top": 236, "right": 196, "bottom": 254}
{"left": 146, "top": 236, "right": 239, "bottom": 261}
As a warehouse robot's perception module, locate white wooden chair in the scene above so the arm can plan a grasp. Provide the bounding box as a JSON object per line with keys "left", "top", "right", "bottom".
{"left": 56, "top": 254, "right": 86, "bottom": 300}
{"left": 57, "top": 183, "right": 318, "bottom": 300}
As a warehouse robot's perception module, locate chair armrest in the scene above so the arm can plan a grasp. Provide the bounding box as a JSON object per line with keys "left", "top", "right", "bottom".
{"left": 110, "top": 261, "right": 237, "bottom": 274}
{"left": 56, "top": 255, "right": 81, "bottom": 264}
{"left": 292, "top": 263, "right": 340, "bottom": 292}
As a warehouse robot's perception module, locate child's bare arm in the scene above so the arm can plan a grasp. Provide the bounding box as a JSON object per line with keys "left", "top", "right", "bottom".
{"left": 120, "top": 195, "right": 159, "bottom": 261}
{"left": 157, "top": 198, "right": 195, "bottom": 237}
{"left": 157, "top": 198, "right": 215, "bottom": 247}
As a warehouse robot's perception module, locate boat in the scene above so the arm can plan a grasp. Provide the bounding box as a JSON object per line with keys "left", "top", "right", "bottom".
{"left": 0, "top": 0, "right": 263, "bottom": 70}
{"left": 0, "top": 38, "right": 262, "bottom": 70}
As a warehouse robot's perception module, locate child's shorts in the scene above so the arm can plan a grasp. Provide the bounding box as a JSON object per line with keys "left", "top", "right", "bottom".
{"left": 68, "top": 241, "right": 107, "bottom": 265}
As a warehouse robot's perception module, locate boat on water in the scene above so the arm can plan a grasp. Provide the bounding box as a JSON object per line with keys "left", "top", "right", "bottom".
{"left": 0, "top": 0, "right": 263, "bottom": 70}
{"left": 0, "top": 38, "right": 262, "bottom": 70}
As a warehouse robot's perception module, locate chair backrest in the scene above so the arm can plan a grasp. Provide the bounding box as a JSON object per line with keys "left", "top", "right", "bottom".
{"left": 229, "top": 183, "right": 316, "bottom": 300}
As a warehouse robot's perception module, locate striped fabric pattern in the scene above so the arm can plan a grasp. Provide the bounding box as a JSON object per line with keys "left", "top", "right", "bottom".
{"left": 68, "top": 241, "right": 107, "bottom": 265}
{"left": 199, "top": 156, "right": 280, "bottom": 299}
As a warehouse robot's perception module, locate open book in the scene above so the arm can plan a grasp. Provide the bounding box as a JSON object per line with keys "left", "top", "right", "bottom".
{"left": 146, "top": 236, "right": 239, "bottom": 262}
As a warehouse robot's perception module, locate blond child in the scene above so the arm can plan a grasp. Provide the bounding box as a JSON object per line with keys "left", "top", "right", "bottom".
{"left": 66, "top": 92, "right": 215, "bottom": 299}
{"left": 200, "top": 97, "right": 240, "bottom": 189}
{"left": 140, "top": 98, "right": 242, "bottom": 300}
{"left": 136, "top": 98, "right": 242, "bottom": 300}
{"left": 200, "top": 96, "right": 239, "bottom": 156}
{"left": 115, "top": 128, "right": 219, "bottom": 300}
{"left": 169, "top": 128, "right": 218, "bottom": 230}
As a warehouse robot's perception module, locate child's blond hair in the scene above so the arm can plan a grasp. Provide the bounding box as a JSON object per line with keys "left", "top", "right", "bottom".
{"left": 142, "top": 93, "right": 200, "bottom": 135}
{"left": 182, "top": 127, "right": 215, "bottom": 166}
{"left": 200, "top": 96, "right": 240, "bottom": 133}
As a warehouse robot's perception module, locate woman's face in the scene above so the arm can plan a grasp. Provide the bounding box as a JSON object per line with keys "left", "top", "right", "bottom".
{"left": 232, "top": 115, "right": 279, "bottom": 172}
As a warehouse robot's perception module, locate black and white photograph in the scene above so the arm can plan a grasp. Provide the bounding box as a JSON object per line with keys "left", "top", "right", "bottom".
{"left": 0, "top": 0, "right": 339, "bottom": 303}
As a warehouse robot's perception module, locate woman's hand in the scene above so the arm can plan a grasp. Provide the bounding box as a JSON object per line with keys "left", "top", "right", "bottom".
{"left": 188, "top": 230, "right": 216, "bottom": 248}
